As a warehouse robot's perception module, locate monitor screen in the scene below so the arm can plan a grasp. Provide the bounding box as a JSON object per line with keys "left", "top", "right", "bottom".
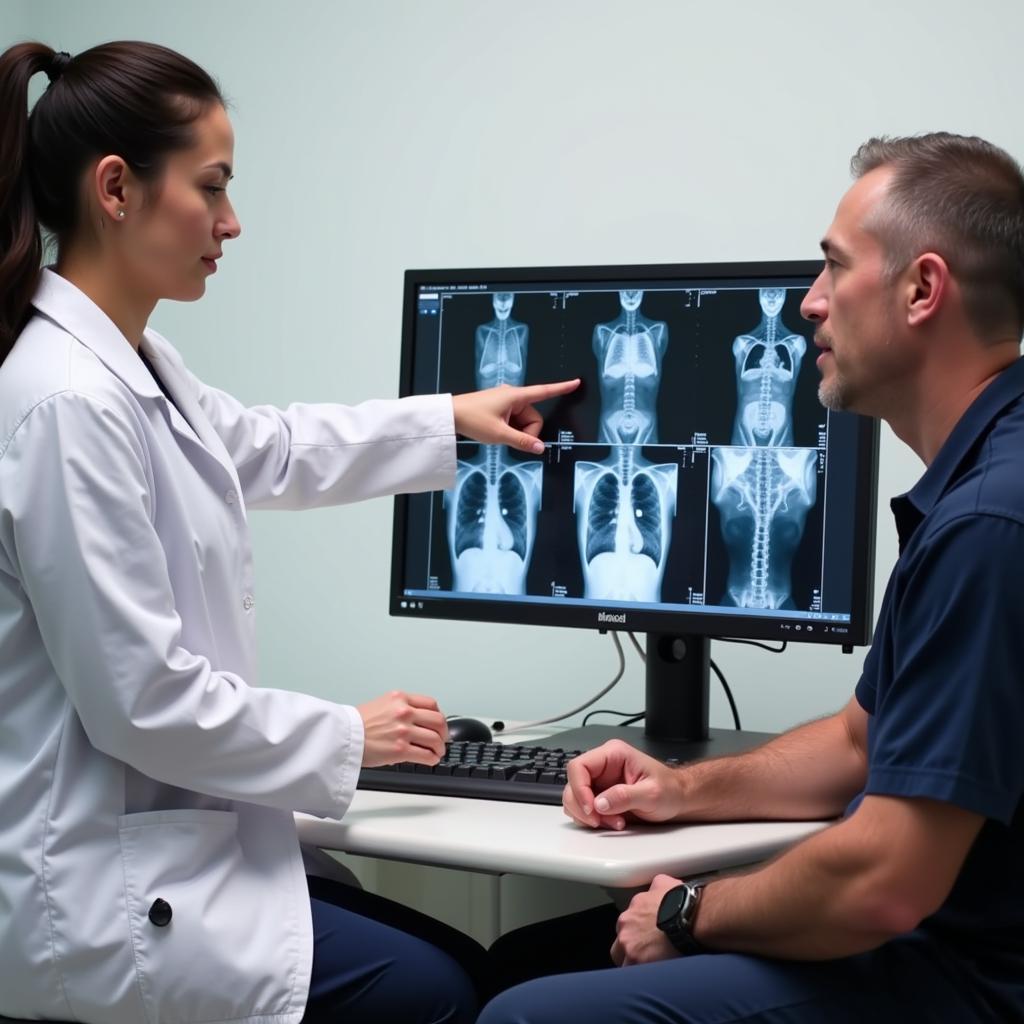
{"left": 390, "top": 262, "right": 878, "bottom": 650}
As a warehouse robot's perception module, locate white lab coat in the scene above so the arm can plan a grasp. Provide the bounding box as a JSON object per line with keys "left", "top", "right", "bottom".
{"left": 0, "top": 269, "right": 456, "bottom": 1022}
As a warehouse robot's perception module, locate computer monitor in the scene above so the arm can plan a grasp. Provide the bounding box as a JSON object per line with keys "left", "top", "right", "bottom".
{"left": 390, "top": 261, "right": 879, "bottom": 757}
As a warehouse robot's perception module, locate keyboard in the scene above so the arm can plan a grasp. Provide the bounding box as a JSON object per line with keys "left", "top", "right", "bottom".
{"left": 356, "top": 740, "right": 586, "bottom": 805}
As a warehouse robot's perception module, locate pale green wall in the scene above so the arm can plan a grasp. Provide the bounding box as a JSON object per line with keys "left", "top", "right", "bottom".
{"left": 14, "top": 1, "right": 1024, "bottom": 732}
{"left": 2, "top": 1, "right": 32, "bottom": 44}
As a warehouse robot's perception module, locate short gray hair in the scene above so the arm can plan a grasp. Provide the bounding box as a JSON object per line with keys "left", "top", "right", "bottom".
{"left": 851, "top": 133, "right": 1024, "bottom": 341}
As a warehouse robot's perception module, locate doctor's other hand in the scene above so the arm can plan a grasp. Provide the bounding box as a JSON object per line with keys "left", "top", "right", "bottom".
{"left": 452, "top": 378, "right": 580, "bottom": 455}
{"left": 357, "top": 691, "right": 449, "bottom": 767}
{"left": 564, "top": 739, "right": 685, "bottom": 831}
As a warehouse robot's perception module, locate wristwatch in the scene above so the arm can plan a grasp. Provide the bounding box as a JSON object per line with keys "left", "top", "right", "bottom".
{"left": 656, "top": 881, "right": 706, "bottom": 956}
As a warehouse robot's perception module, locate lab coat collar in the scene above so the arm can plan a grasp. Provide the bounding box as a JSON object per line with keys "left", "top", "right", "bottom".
{"left": 31, "top": 268, "right": 163, "bottom": 401}
{"left": 137, "top": 332, "right": 235, "bottom": 466}
{"left": 31, "top": 268, "right": 239, "bottom": 484}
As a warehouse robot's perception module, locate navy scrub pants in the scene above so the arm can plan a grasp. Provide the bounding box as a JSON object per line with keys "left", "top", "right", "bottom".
{"left": 301, "top": 874, "right": 491, "bottom": 1024}
{"left": 479, "top": 903, "right": 993, "bottom": 1024}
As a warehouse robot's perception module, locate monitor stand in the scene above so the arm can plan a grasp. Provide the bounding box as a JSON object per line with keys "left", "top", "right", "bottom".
{"left": 542, "top": 632, "right": 776, "bottom": 762}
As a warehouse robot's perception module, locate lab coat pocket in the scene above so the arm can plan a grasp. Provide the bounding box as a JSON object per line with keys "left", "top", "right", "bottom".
{"left": 118, "top": 809, "right": 295, "bottom": 1024}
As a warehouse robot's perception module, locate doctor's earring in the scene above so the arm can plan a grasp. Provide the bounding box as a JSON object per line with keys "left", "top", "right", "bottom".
{"left": 117, "top": 209, "right": 125, "bottom": 219}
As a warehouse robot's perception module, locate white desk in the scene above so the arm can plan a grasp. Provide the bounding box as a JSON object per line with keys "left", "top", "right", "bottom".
{"left": 296, "top": 722, "right": 829, "bottom": 889}
{"left": 295, "top": 724, "right": 831, "bottom": 942}
{"left": 296, "top": 791, "right": 828, "bottom": 889}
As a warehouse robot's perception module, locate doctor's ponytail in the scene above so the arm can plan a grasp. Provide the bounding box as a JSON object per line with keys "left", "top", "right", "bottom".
{"left": 0, "top": 40, "right": 224, "bottom": 365}
{"left": 0, "top": 43, "right": 52, "bottom": 364}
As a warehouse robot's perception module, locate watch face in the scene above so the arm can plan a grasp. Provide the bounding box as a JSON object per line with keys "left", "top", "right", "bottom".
{"left": 657, "top": 883, "right": 705, "bottom": 956}
{"left": 656, "top": 885, "right": 690, "bottom": 930}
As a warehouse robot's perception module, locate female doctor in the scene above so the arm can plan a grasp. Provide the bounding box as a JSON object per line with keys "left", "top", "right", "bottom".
{"left": 0, "top": 40, "right": 578, "bottom": 1024}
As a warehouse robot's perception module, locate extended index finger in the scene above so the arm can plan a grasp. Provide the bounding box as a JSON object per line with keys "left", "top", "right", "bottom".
{"left": 517, "top": 378, "right": 581, "bottom": 403}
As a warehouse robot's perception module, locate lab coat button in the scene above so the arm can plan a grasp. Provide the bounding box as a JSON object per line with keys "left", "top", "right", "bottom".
{"left": 225, "top": 488, "right": 238, "bottom": 505}
{"left": 243, "top": 594, "right": 255, "bottom": 611}
{"left": 148, "top": 898, "right": 173, "bottom": 927}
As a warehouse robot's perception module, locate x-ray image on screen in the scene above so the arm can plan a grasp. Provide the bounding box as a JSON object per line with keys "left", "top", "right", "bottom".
{"left": 593, "top": 289, "right": 666, "bottom": 446}
{"left": 709, "top": 288, "right": 818, "bottom": 610}
{"left": 731, "top": 287, "right": 807, "bottom": 447}
{"left": 710, "top": 446, "right": 816, "bottom": 609}
{"left": 398, "top": 263, "right": 876, "bottom": 645}
{"left": 474, "top": 292, "right": 528, "bottom": 390}
{"left": 444, "top": 294, "right": 544, "bottom": 594}
{"left": 573, "top": 290, "right": 679, "bottom": 601}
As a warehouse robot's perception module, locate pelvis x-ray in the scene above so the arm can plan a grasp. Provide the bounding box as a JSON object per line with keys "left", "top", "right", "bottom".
{"left": 711, "top": 288, "right": 816, "bottom": 609}
{"left": 574, "top": 290, "right": 678, "bottom": 601}
{"left": 445, "top": 294, "right": 543, "bottom": 593}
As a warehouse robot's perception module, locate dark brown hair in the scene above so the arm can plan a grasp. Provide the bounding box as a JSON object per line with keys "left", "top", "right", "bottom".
{"left": 851, "top": 133, "right": 1024, "bottom": 341}
{"left": 0, "top": 41, "right": 224, "bottom": 362}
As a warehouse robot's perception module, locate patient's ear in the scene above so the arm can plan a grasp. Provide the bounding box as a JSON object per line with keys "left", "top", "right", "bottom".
{"left": 904, "top": 252, "right": 948, "bottom": 329}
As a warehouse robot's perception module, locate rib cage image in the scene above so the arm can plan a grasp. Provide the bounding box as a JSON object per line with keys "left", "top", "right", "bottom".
{"left": 574, "top": 291, "right": 678, "bottom": 602}
{"left": 445, "top": 294, "right": 543, "bottom": 594}
{"left": 711, "top": 288, "right": 816, "bottom": 609}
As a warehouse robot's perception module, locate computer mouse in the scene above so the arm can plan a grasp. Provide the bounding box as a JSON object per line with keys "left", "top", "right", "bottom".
{"left": 445, "top": 716, "right": 493, "bottom": 744}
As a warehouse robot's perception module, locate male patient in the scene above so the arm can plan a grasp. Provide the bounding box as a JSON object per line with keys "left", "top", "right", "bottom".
{"left": 479, "top": 132, "right": 1024, "bottom": 1023}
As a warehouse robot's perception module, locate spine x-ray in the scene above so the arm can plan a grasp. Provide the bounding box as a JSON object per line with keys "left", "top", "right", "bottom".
{"left": 573, "top": 290, "right": 678, "bottom": 601}
{"left": 710, "top": 288, "right": 816, "bottom": 609}
{"left": 445, "top": 294, "right": 544, "bottom": 594}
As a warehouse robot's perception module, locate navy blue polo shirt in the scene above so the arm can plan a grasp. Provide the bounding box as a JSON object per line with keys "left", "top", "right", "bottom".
{"left": 854, "top": 356, "right": 1024, "bottom": 1019}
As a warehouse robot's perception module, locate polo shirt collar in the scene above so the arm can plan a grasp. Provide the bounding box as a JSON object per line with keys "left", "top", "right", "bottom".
{"left": 891, "top": 355, "right": 1024, "bottom": 550}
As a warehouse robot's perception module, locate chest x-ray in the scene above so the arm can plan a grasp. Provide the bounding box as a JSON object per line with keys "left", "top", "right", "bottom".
{"left": 573, "top": 291, "right": 679, "bottom": 601}
{"left": 731, "top": 287, "right": 807, "bottom": 446}
{"left": 711, "top": 288, "right": 816, "bottom": 609}
{"left": 445, "top": 294, "right": 544, "bottom": 593}
{"left": 474, "top": 292, "right": 527, "bottom": 390}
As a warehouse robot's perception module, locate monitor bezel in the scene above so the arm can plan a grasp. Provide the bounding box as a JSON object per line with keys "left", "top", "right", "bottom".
{"left": 390, "top": 260, "right": 879, "bottom": 648}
